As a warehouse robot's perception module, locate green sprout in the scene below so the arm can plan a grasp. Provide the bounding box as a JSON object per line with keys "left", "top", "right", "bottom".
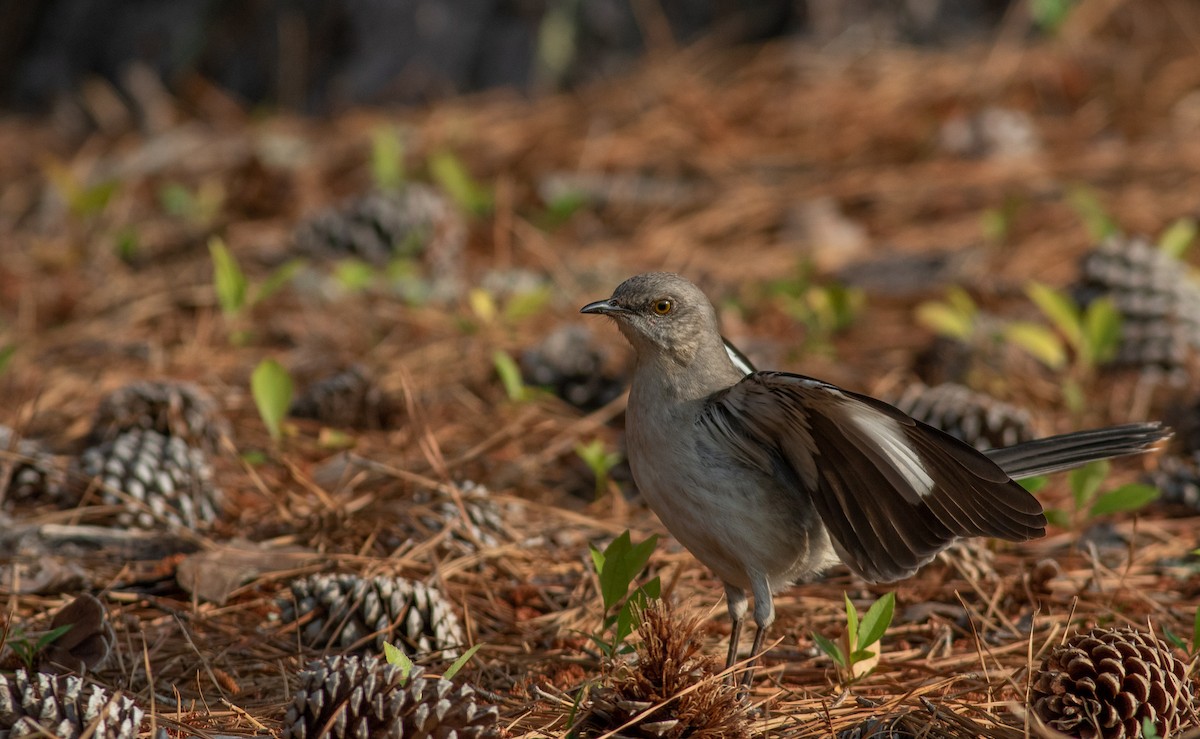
{"left": 1040, "top": 459, "right": 1159, "bottom": 529}
{"left": 251, "top": 358, "right": 294, "bottom": 442}
{"left": 767, "top": 268, "right": 864, "bottom": 356}
{"left": 812, "top": 592, "right": 895, "bottom": 686}
{"left": 589, "top": 531, "right": 661, "bottom": 657}
{"left": 429, "top": 150, "right": 493, "bottom": 216}
{"left": 370, "top": 125, "right": 407, "bottom": 192}
{"left": 1, "top": 623, "right": 74, "bottom": 670}
{"left": 575, "top": 439, "right": 622, "bottom": 500}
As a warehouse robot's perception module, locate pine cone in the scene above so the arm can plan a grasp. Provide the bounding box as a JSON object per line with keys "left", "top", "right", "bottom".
{"left": 887, "top": 382, "right": 1036, "bottom": 451}
{"left": 291, "top": 186, "right": 466, "bottom": 301}
{"left": 1032, "top": 626, "right": 1197, "bottom": 738}
{"left": 405, "top": 481, "right": 515, "bottom": 555}
{"left": 281, "top": 655, "right": 499, "bottom": 739}
{"left": 579, "top": 599, "right": 750, "bottom": 739}
{"left": 77, "top": 428, "right": 222, "bottom": 530}
{"left": 0, "top": 426, "right": 68, "bottom": 506}
{"left": 279, "top": 574, "right": 465, "bottom": 658}
{"left": 1073, "top": 235, "right": 1200, "bottom": 383}
{"left": 88, "top": 380, "right": 229, "bottom": 452}
{"left": 521, "top": 326, "right": 625, "bottom": 411}
{"left": 0, "top": 670, "right": 142, "bottom": 739}
{"left": 1142, "top": 453, "right": 1200, "bottom": 513}
{"left": 290, "top": 365, "right": 398, "bottom": 430}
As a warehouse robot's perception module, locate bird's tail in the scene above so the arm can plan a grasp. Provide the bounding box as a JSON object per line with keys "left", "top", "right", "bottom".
{"left": 985, "top": 422, "right": 1169, "bottom": 480}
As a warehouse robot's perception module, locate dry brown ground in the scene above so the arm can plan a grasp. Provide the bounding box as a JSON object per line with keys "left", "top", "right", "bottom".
{"left": 3, "top": 4, "right": 1200, "bottom": 736}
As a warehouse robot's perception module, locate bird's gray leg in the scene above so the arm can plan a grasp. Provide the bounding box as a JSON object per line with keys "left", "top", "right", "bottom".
{"left": 741, "top": 574, "right": 776, "bottom": 688}
{"left": 724, "top": 583, "right": 747, "bottom": 681}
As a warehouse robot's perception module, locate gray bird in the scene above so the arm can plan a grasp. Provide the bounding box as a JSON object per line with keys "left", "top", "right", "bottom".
{"left": 581, "top": 272, "right": 1167, "bottom": 685}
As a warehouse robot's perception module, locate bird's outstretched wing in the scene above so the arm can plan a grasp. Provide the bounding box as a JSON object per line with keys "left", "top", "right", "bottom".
{"left": 698, "top": 371, "right": 1046, "bottom": 582}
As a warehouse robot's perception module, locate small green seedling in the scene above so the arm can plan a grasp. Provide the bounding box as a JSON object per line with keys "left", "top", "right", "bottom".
{"left": 383, "top": 642, "right": 415, "bottom": 679}
{"left": 492, "top": 350, "right": 528, "bottom": 402}
{"left": 158, "top": 180, "right": 223, "bottom": 224}
{"left": 0, "top": 344, "right": 14, "bottom": 376}
{"left": 370, "top": 125, "right": 406, "bottom": 193}
{"left": 915, "top": 286, "right": 980, "bottom": 342}
{"left": 429, "top": 150, "right": 493, "bottom": 216}
{"left": 590, "top": 531, "right": 661, "bottom": 657}
{"left": 768, "top": 270, "right": 864, "bottom": 356}
{"left": 812, "top": 591, "right": 895, "bottom": 685}
{"left": 575, "top": 439, "right": 622, "bottom": 500}
{"left": 1158, "top": 217, "right": 1197, "bottom": 260}
{"left": 208, "top": 237, "right": 303, "bottom": 342}
{"left": 1005, "top": 282, "right": 1121, "bottom": 412}
{"left": 1041, "top": 459, "right": 1159, "bottom": 529}
{"left": 1067, "top": 186, "right": 1118, "bottom": 242}
{"left": 2, "top": 623, "right": 74, "bottom": 670}
{"left": 1141, "top": 718, "right": 1162, "bottom": 739}
{"left": 442, "top": 644, "right": 483, "bottom": 680}
{"left": 251, "top": 358, "right": 294, "bottom": 442}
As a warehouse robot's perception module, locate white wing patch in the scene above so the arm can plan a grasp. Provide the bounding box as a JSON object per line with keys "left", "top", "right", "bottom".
{"left": 843, "top": 404, "right": 935, "bottom": 498}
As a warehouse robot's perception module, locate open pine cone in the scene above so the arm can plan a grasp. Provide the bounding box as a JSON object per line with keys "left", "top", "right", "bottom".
{"left": 278, "top": 573, "right": 465, "bottom": 658}
{"left": 886, "top": 381, "right": 1036, "bottom": 451}
{"left": 88, "top": 379, "right": 230, "bottom": 452}
{"left": 1032, "top": 626, "right": 1197, "bottom": 739}
{"left": 579, "top": 599, "right": 749, "bottom": 738}
{"left": 281, "top": 655, "right": 499, "bottom": 739}
{"left": 0, "top": 670, "right": 142, "bottom": 739}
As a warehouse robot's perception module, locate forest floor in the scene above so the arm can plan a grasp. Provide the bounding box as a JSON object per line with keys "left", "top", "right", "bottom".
{"left": 3, "top": 6, "right": 1200, "bottom": 737}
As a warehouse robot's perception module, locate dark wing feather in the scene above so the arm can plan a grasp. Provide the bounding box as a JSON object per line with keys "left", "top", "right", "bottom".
{"left": 700, "top": 372, "right": 1046, "bottom": 583}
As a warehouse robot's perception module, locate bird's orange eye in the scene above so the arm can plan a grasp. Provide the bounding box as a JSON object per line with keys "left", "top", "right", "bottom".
{"left": 653, "top": 299, "right": 673, "bottom": 315}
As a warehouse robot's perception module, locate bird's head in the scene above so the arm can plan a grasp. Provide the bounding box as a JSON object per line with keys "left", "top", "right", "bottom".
{"left": 580, "top": 272, "right": 723, "bottom": 367}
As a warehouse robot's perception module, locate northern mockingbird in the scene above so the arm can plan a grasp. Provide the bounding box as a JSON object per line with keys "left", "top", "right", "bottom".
{"left": 581, "top": 272, "right": 1167, "bottom": 685}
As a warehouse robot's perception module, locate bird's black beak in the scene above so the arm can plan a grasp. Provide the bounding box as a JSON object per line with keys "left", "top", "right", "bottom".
{"left": 579, "top": 298, "right": 628, "bottom": 316}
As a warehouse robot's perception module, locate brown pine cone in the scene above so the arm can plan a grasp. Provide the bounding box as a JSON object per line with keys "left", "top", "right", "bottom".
{"left": 1032, "top": 626, "right": 1197, "bottom": 738}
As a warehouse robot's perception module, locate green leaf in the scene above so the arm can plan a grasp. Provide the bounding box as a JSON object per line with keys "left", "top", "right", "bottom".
{"left": 596, "top": 531, "right": 633, "bottom": 611}
{"left": 1158, "top": 217, "right": 1197, "bottom": 259}
{"left": 843, "top": 594, "right": 858, "bottom": 653}
{"left": 857, "top": 592, "right": 895, "bottom": 651}
{"left": 1163, "top": 625, "right": 1186, "bottom": 652}
{"left": 1019, "top": 475, "right": 1050, "bottom": 494}
{"left": 442, "top": 643, "right": 482, "bottom": 680}
{"left": 1030, "top": 0, "right": 1077, "bottom": 33}
{"left": 915, "top": 301, "right": 973, "bottom": 340}
{"left": 34, "top": 623, "right": 75, "bottom": 650}
{"left": 114, "top": 227, "right": 140, "bottom": 263}
{"left": 1004, "top": 321, "right": 1068, "bottom": 370}
{"left": 503, "top": 286, "right": 553, "bottom": 323}
{"left": 1081, "top": 297, "right": 1122, "bottom": 366}
{"left": 811, "top": 632, "right": 846, "bottom": 668}
{"left": 1089, "top": 483, "right": 1159, "bottom": 517}
{"left": 1193, "top": 604, "right": 1200, "bottom": 653}
{"left": 383, "top": 642, "right": 414, "bottom": 678}
{"left": 209, "top": 237, "right": 248, "bottom": 318}
{"left": 370, "top": 125, "right": 406, "bottom": 192}
{"left": 429, "top": 150, "right": 492, "bottom": 215}
{"left": 589, "top": 545, "right": 606, "bottom": 576}
{"left": 0, "top": 344, "right": 15, "bottom": 376}
{"left": 1025, "top": 283, "right": 1082, "bottom": 349}
{"left": 1069, "top": 460, "right": 1109, "bottom": 510}
{"left": 252, "top": 259, "right": 305, "bottom": 305}
{"left": 1044, "top": 508, "right": 1070, "bottom": 528}
{"left": 251, "top": 359, "right": 293, "bottom": 442}
{"left": 492, "top": 350, "right": 526, "bottom": 402}
{"left": 159, "top": 182, "right": 196, "bottom": 217}
{"left": 1067, "top": 187, "right": 1117, "bottom": 242}
{"left": 334, "top": 259, "right": 377, "bottom": 294}
{"left": 1141, "top": 717, "right": 1162, "bottom": 739}
{"left": 849, "top": 648, "right": 877, "bottom": 663}
{"left": 71, "top": 179, "right": 119, "bottom": 218}
{"left": 639, "top": 576, "right": 661, "bottom": 600}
